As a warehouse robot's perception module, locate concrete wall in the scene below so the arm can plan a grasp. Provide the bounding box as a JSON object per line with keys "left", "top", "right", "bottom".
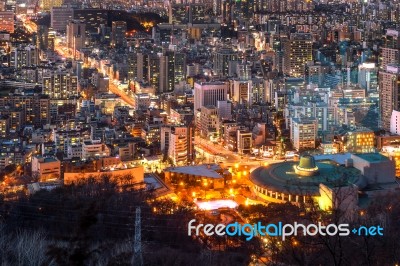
{"left": 351, "top": 154, "right": 395, "bottom": 184}
{"left": 64, "top": 166, "right": 144, "bottom": 185}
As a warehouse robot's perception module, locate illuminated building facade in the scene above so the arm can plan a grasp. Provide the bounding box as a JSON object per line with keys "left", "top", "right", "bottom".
{"left": 291, "top": 117, "right": 317, "bottom": 151}
{"left": 380, "top": 29, "right": 400, "bottom": 71}
{"left": 283, "top": 33, "right": 313, "bottom": 78}
{"left": 43, "top": 72, "right": 78, "bottom": 99}
{"left": 0, "top": 11, "right": 14, "bottom": 33}
{"left": 40, "top": 0, "right": 63, "bottom": 11}
{"left": 237, "top": 130, "right": 252, "bottom": 155}
{"left": 199, "top": 106, "right": 218, "bottom": 138}
{"left": 10, "top": 45, "right": 39, "bottom": 69}
{"left": 111, "top": 21, "right": 127, "bottom": 48}
{"left": 213, "top": 48, "right": 237, "bottom": 76}
{"left": 379, "top": 64, "right": 400, "bottom": 131}
{"left": 161, "top": 125, "right": 192, "bottom": 166}
{"left": 31, "top": 156, "right": 61, "bottom": 181}
{"left": 194, "top": 82, "right": 228, "bottom": 111}
{"left": 344, "top": 128, "right": 375, "bottom": 153}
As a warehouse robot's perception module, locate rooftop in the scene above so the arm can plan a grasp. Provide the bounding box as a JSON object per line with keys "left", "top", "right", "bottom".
{"left": 354, "top": 153, "right": 389, "bottom": 163}
{"left": 250, "top": 160, "right": 361, "bottom": 195}
{"left": 165, "top": 164, "right": 223, "bottom": 179}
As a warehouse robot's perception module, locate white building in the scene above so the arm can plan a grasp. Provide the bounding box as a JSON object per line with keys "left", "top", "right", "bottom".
{"left": 161, "top": 125, "right": 191, "bottom": 165}
{"left": 390, "top": 110, "right": 400, "bottom": 135}
{"left": 31, "top": 155, "right": 61, "bottom": 181}
{"left": 10, "top": 45, "right": 39, "bottom": 69}
{"left": 194, "top": 82, "right": 228, "bottom": 111}
{"left": 358, "top": 62, "right": 377, "bottom": 92}
{"left": 291, "top": 117, "right": 318, "bottom": 150}
{"left": 82, "top": 139, "right": 110, "bottom": 159}
{"left": 231, "top": 80, "right": 252, "bottom": 105}
{"left": 67, "top": 144, "right": 82, "bottom": 159}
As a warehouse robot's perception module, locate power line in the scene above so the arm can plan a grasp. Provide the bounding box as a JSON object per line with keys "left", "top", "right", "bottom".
{"left": 133, "top": 207, "right": 143, "bottom": 266}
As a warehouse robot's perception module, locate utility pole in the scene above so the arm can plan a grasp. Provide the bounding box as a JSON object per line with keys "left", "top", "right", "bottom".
{"left": 132, "top": 207, "right": 143, "bottom": 266}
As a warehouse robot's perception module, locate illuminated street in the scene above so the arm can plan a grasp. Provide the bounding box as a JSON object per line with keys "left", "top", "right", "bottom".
{"left": 3, "top": 2, "right": 400, "bottom": 265}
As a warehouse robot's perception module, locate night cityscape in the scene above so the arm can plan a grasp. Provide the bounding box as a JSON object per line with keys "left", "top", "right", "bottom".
{"left": 0, "top": 0, "right": 398, "bottom": 265}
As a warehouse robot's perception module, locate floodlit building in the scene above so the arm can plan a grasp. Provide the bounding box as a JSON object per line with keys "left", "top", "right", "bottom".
{"left": 0, "top": 12, "right": 14, "bottom": 33}
{"left": 283, "top": 33, "right": 313, "bottom": 78}
{"left": 380, "top": 64, "right": 400, "bottom": 131}
{"left": 31, "top": 155, "right": 61, "bottom": 181}
{"left": 164, "top": 164, "right": 228, "bottom": 189}
{"left": 344, "top": 128, "right": 375, "bottom": 153}
{"left": 161, "top": 125, "right": 193, "bottom": 166}
{"left": 250, "top": 154, "right": 397, "bottom": 210}
{"left": 291, "top": 117, "right": 317, "bottom": 151}
{"left": 237, "top": 129, "right": 252, "bottom": 155}
{"left": 194, "top": 82, "right": 228, "bottom": 111}
{"left": 82, "top": 139, "right": 110, "bottom": 159}
{"left": 67, "top": 20, "right": 86, "bottom": 58}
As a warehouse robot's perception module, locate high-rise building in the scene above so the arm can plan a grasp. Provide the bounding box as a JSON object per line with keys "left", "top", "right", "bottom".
{"left": 291, "top": 117, "right": 317, "bottom": 151}
{"left": 380, "top": 29, "right": 400, "bottom": 71}
{"left": 137, "top": 52, "right": 149, "bottom": 82}
{"left": 194, "top": 81, "right": 228, "bottom": 111}
{"left": 10, "top": 45, "right": 39, "bottom": 69}
{"left": 0, "top": 93, "right": 50, "bottom": 128}
{"left": 237, "top": 129, "right": 253, "bottom": 155}
{"left": 358, "top": 63, "right": 378, "bottom": 92}
{"left": 148, "top": 53, "right": 162, "bottom": 93}
{"left": 213, "top": 48, "right": 237, "bottom": 76}
{"left": 43, "top": 72, "right": 79, "bottom": 99}
{"left": 127, "top": 50, "right": 138, "bottom": 82}
{"left": 0, "top": 11, "right": 14, "bottom": 33}
{"left": 199, "top": 106, "right": 218, "bottom": 137}
{"left": 66, "top": 20, "right": 86, "bottom": 58}
{"left": 111, "top": 21, "right": 127, "bottom": 48}
{"left": 190, "top": 4, "right": 206, "bottom": 24}
{"left": 40, "top": 0, "right": 63, "bottom": 11}
{"left": 51, "top": 7, "right": 74, "bottom": 32}
{"left": 380, "top": 64, "right": 400, "bottom": 131}
{"left": 283, "top": 33, "right": 313, "bottom": 78}
{"left": 48, "top": 29, "right": 56, "bottom": 51}
{"left": 169, "top": 4, "right": 189, "bottom": 24}
{"left": 161, "top": 125, "right": 194, "bottom": 165}
{"left": 165, "top": 50, "right": 186, "bottom": 92}
{"left": 36, "top": 25, "right": 49, "bottom": 50}
{"left": 73, "top": 9, "right": 108, "bottom": 33}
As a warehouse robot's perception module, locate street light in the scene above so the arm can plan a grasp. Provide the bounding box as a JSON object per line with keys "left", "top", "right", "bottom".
{"left": 203, "top": 181, "right": 208, "bottom": 199}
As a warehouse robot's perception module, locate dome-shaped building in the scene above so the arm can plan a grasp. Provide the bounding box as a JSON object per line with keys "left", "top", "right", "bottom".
{"left": 294, "top": 155, "right": 319, "bottom": 177}
{"left": 250, "top": 156, "right": 361, "bottom": 204}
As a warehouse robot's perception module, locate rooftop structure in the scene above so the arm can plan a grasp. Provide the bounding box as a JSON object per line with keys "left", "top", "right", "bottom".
{"left": 294, "top": 155, "right": 319, "bottom": 176}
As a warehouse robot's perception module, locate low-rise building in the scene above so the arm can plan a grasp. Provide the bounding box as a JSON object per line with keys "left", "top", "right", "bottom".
{"left": 82, "top": 139, "right": 110, "bottom": 159}
{"left": 31, "top": 155, "right": 61, "bottom": 181}
{"left": 164, "top": 164, "right": 229, "bottom": 189}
